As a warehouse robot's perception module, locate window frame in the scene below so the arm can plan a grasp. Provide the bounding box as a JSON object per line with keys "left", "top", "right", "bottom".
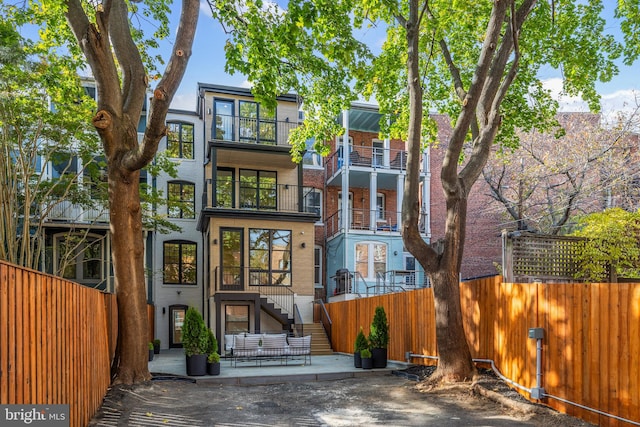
{"left": 167, "top": 180, "right": 196, "bottom": 219}
{"left": 163, "top": 240, "right": 197, "bottom": 285}
{"left": 166, "top": 121, "right": 195, "bottom": 159}
{"left": 249, "top": 228, "right": 292, "bottom": 286}
{"left": 303, "top": 187, "right": 322, "bottom": 221}
{"left": 355, "top": 241, "right": 387, "bottom": 280}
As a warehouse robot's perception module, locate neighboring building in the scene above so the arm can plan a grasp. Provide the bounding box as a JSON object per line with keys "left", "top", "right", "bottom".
{"left": 151, "top": 108, "right": 205, "bottom": 349}
{"left": 319, "top": 104, "right": 431, "bottom": 300}
{"left": 195, "top": 84, "right": 319, "bottom": 350}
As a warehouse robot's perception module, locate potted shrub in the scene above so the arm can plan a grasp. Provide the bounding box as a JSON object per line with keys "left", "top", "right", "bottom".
{"left": 153, "top": 339, "right": 161, "bottom": 354}
{"left": 207, "top": 352, "right": 221, "bottom": 375}
{"left": 368, "top": 306, "right": 389, "bottom": 368}
{"left": 148, "top": 342, "right": 154, "bottom": 362}
{"left": 182, "top": 307, "right": 209, "bottom": 376}
{"left": 206, "top": 328, "right": 221, "bottom": 375}
{"left": 360, "top": 348, "right": 373, "bottom": 369}
{"left": 354, "top": 327, "right": 368, "bottom": 368}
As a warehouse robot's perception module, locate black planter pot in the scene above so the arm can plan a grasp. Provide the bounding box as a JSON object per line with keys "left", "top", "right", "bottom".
{"left": 361, "top": 357, "right": 373, "bottom": 369}
{"left": 148, "top": 350, "right": 154, "bottom": 362}
{"left": 371, "top": 348, "right": 387, "bottom": 368}
{"left": 186, "top": 354, "right": 207, "bottom": 376}
{"left": 354, "top": 352, "right": 362, "bottom": 368}
{"left": 207, "top": 362, "right": 221, "bottom": 376}
{"left": 153, "top": 343, "right": 160, "bottom": 354}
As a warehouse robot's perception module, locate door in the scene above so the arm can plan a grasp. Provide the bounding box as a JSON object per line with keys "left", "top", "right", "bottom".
{"left": 169, "top": 305, "right": 188, "bottom": 348}
{"left": 214, "top": 99, "right": 234, "bottom": 141}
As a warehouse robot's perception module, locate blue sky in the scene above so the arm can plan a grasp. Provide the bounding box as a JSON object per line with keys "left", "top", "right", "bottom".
{"left": 165, "top": 2, "right": 639, "bottom": 119}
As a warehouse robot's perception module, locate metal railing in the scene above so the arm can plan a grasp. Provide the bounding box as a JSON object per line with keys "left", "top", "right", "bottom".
{"left": 203, "top": 181, "right": 318, "bottom": 214}
{"left": 325, "top": 146, "right": 411, "bottom": 176}
{"left": 293, "top": 304, "right": 303, "bottom": 337}
{"left": 212, "top": 115, "right": 299, "bottom": 147}
{"left": 370, "top": 270, "right": 430, "bottom": 296}
{"left": 325, "top": 208, "right": 428, "bottom": 238}
{"left": 47, "top": 200, "right": 109, "bottom": 223}
{"left": 249, "top": 281, "right": 295, "bottom": 317}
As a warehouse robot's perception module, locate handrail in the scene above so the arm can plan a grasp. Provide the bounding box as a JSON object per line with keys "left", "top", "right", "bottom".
{"left": 293, "top": 303, "right": 303, "bottom": 337}
{"left": 313, "top": 299, "right": 332, "bottom": 348}
{"left": 249, "top": 281, "right": 295, "bottom": 317}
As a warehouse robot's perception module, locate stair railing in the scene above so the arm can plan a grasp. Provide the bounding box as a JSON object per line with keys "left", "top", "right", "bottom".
{"left": 249, "top": 281, "right": 295, "bottom": 317}
{"left": 313, "top": 299, "right": 332, "bottom": 348}
{"left": 293, "top": 304, "right": 303, "bottom": 337}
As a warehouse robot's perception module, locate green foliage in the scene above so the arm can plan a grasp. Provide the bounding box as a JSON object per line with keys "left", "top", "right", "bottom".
{"left": 206, "top": 328, "right": 218, "bottom": 356}
{"left": 368, "top": 306, "right": 389, "bottom": 349}
{"left": 360, "top": 348, "right": 371, "bottom": 359}
{"left": 181, "top": 307, "right": 209, "bottom": 357}
{"left": 207, "top": 352, "right": 220, "bottom": 364}
{"left": 148, "top": 342, "right": 154, "bottom": 350}
{"left": 208, "top": 0, "right": 636, "bottom": 157}
{"left": 569, "top": 208, "right": 640, "bottom": 281}
{"left": 354, "top": 327, "right": 369, "bottom": 352}
{"left": 153, "top": 339, "right": 161, "bottom": 346}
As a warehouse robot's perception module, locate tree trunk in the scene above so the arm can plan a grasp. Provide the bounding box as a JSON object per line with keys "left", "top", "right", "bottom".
{"left": 109, "top": 164, "right": 151, "bottom": 384}
{"left": 429, "top": 193, "right": 476, "bottom": 383}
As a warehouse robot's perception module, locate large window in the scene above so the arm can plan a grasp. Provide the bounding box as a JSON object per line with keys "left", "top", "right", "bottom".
{"left": 167, "top": 122, "right": 194, "bottom": 159}
{"left": 304, "top": 187, "right": 322, "bottom": 220}
{"left": 239, "top": 170, "right": 276, "bottom": 210}
{"left": 225, "top": 305, "right": 249, "bottom": 333}
{"left": 355, "top": 242, "right": 387, "bottom": 280}
{"left": 221, "top": 228, "right": 243, "bottom": 289}
{"left": 249, "top": 229, "right": 291, "bottom": 286}
{"left": 54, "top": 233, "right": 106, "bottom": 289}
{"left": 216, "top": 169, "right": 234, "bottom": 208}
{"left": 239, "top": 100, "right": 276, "bottom": 144}
{"left": 214, "top": 99, "right": 234, "bottom": 140}
{"left": 163, "top": 241, "right": 197, "bottom": 284}
{"left": 168, "top": 181, "right": 195, "bottom": 219}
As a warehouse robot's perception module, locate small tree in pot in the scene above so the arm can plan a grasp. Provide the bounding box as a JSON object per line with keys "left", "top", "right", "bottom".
{"left": 354, "top": 327, "right": 369, "bottom": 368}
{"left": 368, "top": 306, "right": 389, "bottom": 368}
{"left": 182, "top": 307, "right": 209, "bottom": 376}
{"left": 360, "top": 348, "right": 373, "bottom": 370}
{"left": 206, "top": 328, "right": 221, "bottom": 376}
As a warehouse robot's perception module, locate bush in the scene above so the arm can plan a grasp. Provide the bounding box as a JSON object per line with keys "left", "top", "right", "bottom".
{"left": 368, "top": 306, "right": 389, "bottom": 349}
{"left": 206, "top": 328, "right": 218, "bottom": 356}
{"left": 570, "top": 208, "right": 640, "bottom": 281}
{"left": 354, "top": 327, "right": 369, "bottom": 352}
{"left": 182, "top": 307, "right": 209, "bottom": 357}
{"left": 360, "top": 348, "right": 372, "bottom": 358}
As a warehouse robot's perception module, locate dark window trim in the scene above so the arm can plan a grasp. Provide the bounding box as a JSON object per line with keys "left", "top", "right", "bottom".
{"left": 163, "top": 240, "right": 197, "bottom": 285}
{"left": 167, "top": 121, "right": 195, "bottom": 159}
{"left": 168, "top": 180, "right": 196, "bottom": 219}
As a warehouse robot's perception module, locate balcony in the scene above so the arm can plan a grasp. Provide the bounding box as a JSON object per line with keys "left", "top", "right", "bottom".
{"left": 46, "top": 201, "right": 109, "bottom": 224}
{"left": 212, "top": 115, "right": 299, "bottom": 147}
{"left": 202, "top": 182, "right": 317, "bottom": 214}
{"left": 325, "top": 208, "right": 428, "bottom": 238}
{"left": 326, "top": 146, "right": 409, "bottom": 177}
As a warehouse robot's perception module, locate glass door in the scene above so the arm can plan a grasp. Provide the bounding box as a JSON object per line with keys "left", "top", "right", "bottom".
{"left": 169, "top": 305, "right": 188, "bottom": 348}
{"left": 214, "top": 99, "right": 234, "bottom": 141}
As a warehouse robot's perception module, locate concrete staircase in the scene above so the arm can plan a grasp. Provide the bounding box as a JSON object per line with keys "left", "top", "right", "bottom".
{"left": 303, "top": 322, "right": 333, "bottom": 355}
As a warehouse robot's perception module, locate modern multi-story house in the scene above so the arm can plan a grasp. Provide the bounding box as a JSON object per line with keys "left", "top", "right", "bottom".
{"left": 195, "top": 84, "right": 319, "bottom": 349}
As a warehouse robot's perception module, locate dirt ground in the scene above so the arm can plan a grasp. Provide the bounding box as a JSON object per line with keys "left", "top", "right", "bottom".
{"left": 88, "top": 371, "right": 594, "bottom": 426}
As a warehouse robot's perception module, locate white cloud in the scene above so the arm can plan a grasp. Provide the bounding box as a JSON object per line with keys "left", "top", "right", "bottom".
{"left": 170, "top": 93, "right": 196, "bottom": 111}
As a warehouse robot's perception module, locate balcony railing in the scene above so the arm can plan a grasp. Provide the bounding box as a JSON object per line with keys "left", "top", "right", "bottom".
{"left": 203, "top": 181, "right": 318, "bottom": 214}
{"left": 212, "top": 115, "right": 299, "bottom": 147}
{"left": 46, "top": 200, "right": 109, "bottom": 223}
{"left": 325, "top": 208, "right": 428, "bottom": 238}
{"left": 213, "top": 266, "right": 295, "bottom": 316}
{"left": 326, "top": 146, "right": 409, "bottom": 176}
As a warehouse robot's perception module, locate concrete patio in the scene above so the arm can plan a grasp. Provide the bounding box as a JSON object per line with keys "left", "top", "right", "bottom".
{"left": 149, "top": 349, "right": 406, "bottom": 385}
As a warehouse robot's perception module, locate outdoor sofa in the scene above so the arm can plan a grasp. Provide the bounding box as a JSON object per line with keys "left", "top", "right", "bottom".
{"left": 225, "top": 332, "right": 312, "bottom": 367}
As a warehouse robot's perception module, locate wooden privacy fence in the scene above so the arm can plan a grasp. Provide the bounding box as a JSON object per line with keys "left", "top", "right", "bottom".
{"left": 326, "top": 276, "right": 640, "bottom": 427}
{"left": 0, "top": 260, "right": 114, "bottom": 427}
